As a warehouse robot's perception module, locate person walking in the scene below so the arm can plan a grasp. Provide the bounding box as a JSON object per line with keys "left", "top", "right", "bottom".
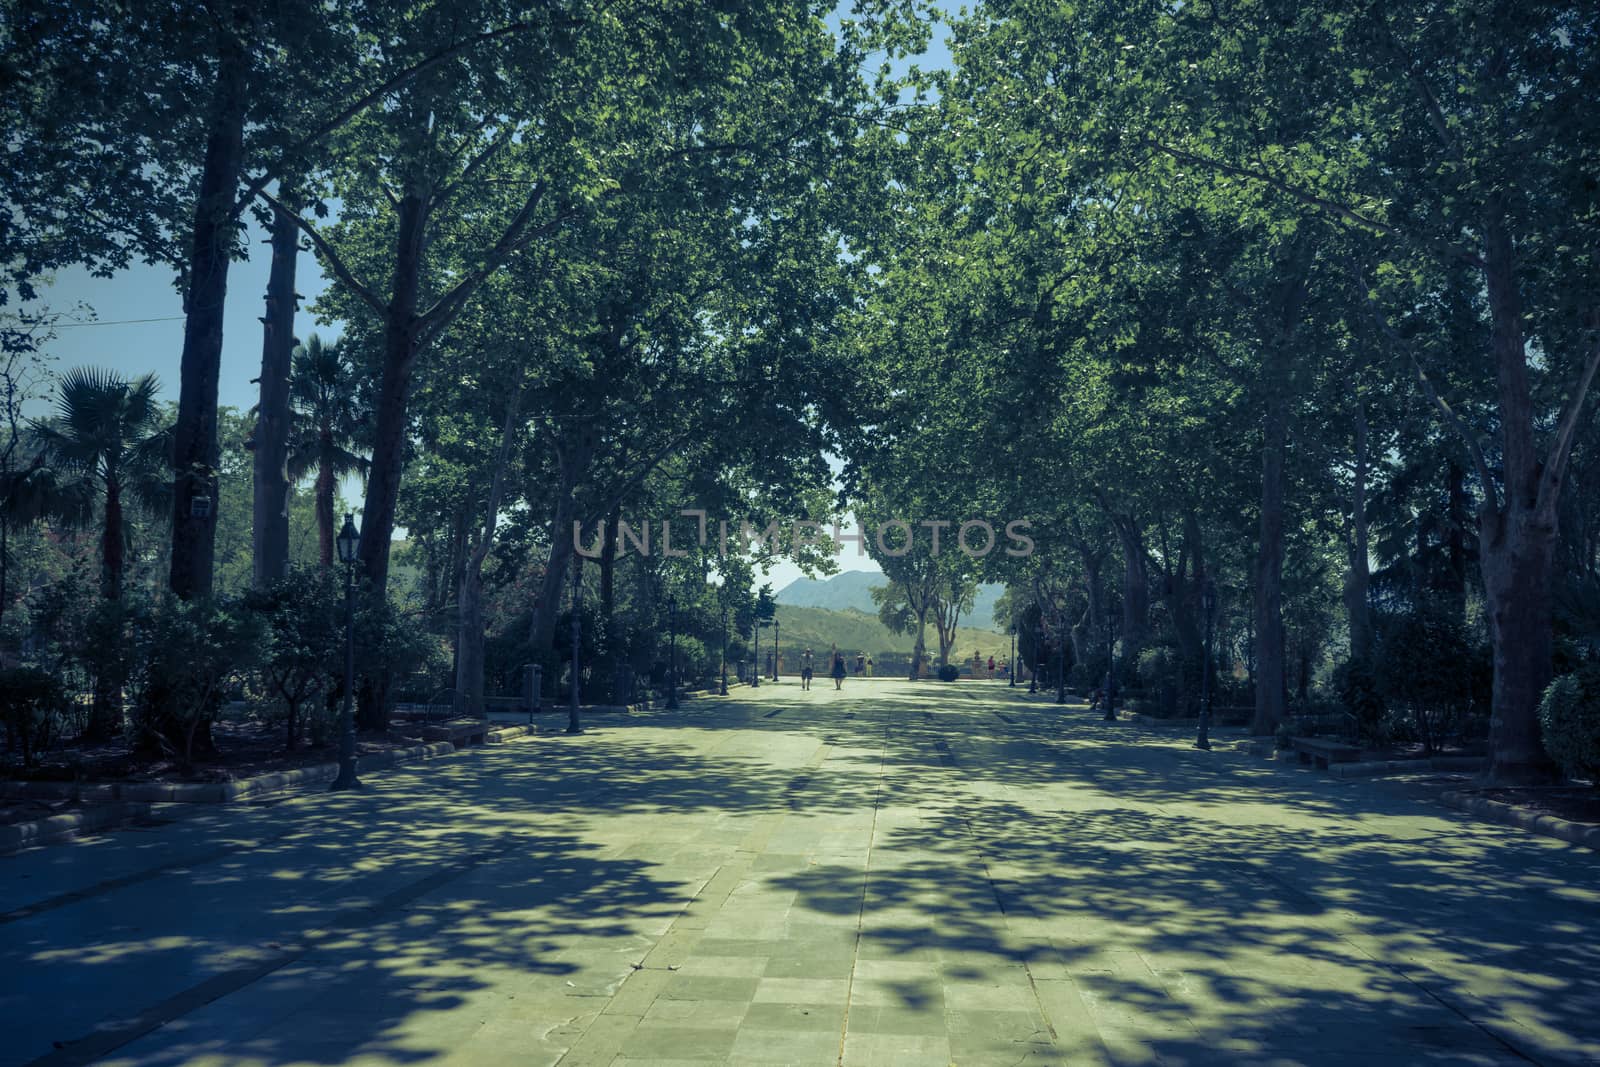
{"left": 865, "top": 656, "right": 873, "bottom": 677}
{"left": 987, "top": 655, "right": 996, "bottom": 679}
{"left": 831, "top": 649, "right": 847, "bottom": 690}
{"left": 800, "top": 648, "right": 814, "bottom": 690}
{"left": 855, "top": 652, "right": 865, "bottom": 675}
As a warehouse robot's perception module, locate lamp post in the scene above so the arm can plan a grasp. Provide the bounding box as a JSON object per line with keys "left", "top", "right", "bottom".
{"left": 1009, "top": 623, "right": 1017, "bottom": 688}
{"left": 719, "top": 600, "right": 729, "bottom": 696}
{"left": 567, "top": 557, "right": 582, "bottom": 734}
{"left": 666, "top": 594, "right": 679, "bottom": 709}
{"left": 1103, "top": 614, "right": 1118, "bottom": 721}
{"left": 1196, "top": 580, "right": 1217, "bottom": 751}
{"left": 329, "top": 514, "right": 362, "bottom": 792}
{"left": 751, "top": 619, "right": 761, "bottom": 688}
{"left": 1056, "top": 616, "right": 1067, "bottom": 705}
{"left": 772, "top": 619, "right": 780, "bottom": 682}
{"left": 1029, "top": 622, "right": 1040, "bottom": 694}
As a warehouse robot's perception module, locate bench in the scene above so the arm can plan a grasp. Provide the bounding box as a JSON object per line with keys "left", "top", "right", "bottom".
{"left": 414, "top": 719, "right": 490, "bottom": 748}
{"left": 1289, "top": 736, "right": 1361, "bottom": 769}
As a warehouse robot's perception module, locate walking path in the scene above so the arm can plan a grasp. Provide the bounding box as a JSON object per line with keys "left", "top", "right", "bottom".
{"left": 2, "top": 680, "right": 1596, "bottom": 1066}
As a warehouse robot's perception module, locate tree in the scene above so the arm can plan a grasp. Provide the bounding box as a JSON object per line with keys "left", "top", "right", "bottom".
{"left": 286, "top": 335, "right": 366, "bottom": 571}
{"left": 33, "top": 369, "right": 170, "bottom": 602}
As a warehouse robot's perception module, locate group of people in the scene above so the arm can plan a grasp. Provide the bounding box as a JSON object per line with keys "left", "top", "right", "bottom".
{"left": 798, "top": 647, "right": 872, "bottom": 690}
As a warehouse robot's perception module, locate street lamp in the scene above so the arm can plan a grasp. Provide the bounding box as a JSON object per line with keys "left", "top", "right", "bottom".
{"left": 329, "top": 514, "right": 361, "bottom": 791}
{"left": 1196, "top": 580, "right": 1217, "bottom": 751}
{"left": 1056, "top": 617, "right": 1067, "bottom": 705}
{"left": 751, "top": 618, "right": 762, "bottom": 688}
{"left": 666, "top": 594, "right": 679, "bottom": 709}
{"left": 1103, "top": 613, "right": 1118, "bottom": 721}
{"left": 567, "top": 558, "right": 582, "bottom": 734}
{"left": 1029, "top": 621, "right": 1041, "bottom": 694}
{"left": 710, "top": 574, "right": 728, "bottom": 696}
{"left": 772, "top": 619, "right": 781, "bottom": 682}
{"left": 1009, "top": 622, "right": 1017, "bottom": 688}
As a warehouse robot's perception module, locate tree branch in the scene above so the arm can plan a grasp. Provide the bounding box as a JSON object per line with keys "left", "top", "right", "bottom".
{"left": 1537, "top": 311, "right": 1600, "bottom": 517}
{"left": 232, "top": 17, "right": 584, "bottom": 217}
{"left": 415, "top": 182, "right": 567, "bottom": 345}
{"left": 1353, "top": 272, "right": 1500, "bottom": 510}
{"left": 1146, "top": 139, "right": 1485, "bottom": 270}
{"left": 255, "top": 188, "right": 385, "bottom": 316}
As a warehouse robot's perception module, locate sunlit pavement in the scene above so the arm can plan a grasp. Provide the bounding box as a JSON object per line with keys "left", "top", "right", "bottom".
{"left": 2, "top": 679, "right": 1596, "bottom": 1067}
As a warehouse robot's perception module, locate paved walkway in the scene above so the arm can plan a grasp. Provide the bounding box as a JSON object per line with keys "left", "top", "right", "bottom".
{"left": 2, "top": 680, "right": 1597, "bottom": 1066}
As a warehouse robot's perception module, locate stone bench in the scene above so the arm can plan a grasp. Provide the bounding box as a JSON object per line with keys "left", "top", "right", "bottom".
{"left": 415, "top": 720, "right": 490, "bottom": 748}
{"left": 1289, "top": 736, "right": 1362, "bottom": 769}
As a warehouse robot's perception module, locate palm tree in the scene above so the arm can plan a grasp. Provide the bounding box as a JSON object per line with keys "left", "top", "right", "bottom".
{"left": 33, "top": 368, "right": 170, "bottom": 600}
{"left": 288, "top": 335, "right": 368, "bottom": 570}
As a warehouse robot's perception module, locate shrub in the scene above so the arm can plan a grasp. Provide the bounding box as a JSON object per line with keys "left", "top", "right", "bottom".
{"left": 1332, "top": 657, "right": 1386, "bottom": 743}
{"left": 0, "top": 667, "right": 65, "bottom": 765}
{"left": 129, "top": 596, "right": 265, "bottom": 763}
{"left": 1539, "top": 664, "right": 1600, "bottom": 786}
{"left": 1374, "top": 610, "right": 1476, "bottom": 755}
{"left": 244, "top": 571, "right": 340, "bottom": 751}
{"left": 937, "top": 663, "right": 960, "bottom": 682}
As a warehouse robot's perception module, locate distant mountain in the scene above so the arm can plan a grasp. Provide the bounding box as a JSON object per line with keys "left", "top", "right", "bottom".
{"left": 771, "top": 604, "right": 1012, "bottom": 663}
{"left": 776, "top": 572, "right": 1007, "bottom": 632}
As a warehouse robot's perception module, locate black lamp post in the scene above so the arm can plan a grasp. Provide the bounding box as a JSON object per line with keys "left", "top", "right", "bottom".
{"left": 751, "top": 619, "right": 761, "bottom": 688}
{"left": 1009, "top": 624, "right": 1017, "bottom": 688}
{"left": 772, "top": 619, "right": 780, "bottom": 682}
{"left": 666, "top": 594, "right": 679, "bottom": 709}
{"left": 329, "top": 514, "right": 361, "bottom": 792}
{"left": 1029, "top": 622, "right": 1041, "bottom": 693}
{"left": 1196, "top": 580, "right": 1217, "bottom": 751}
{"left": 567, "top": 558, "right": 582, "bottom": 734}
{"left": 1103, "top": 614, "right": 1118, "bottom": 721}
{"left": 1056, "top": 617, "right": 1067, "bottom": 705}
{"left": 719, "top": 599, "right": 729, "bottom": 696}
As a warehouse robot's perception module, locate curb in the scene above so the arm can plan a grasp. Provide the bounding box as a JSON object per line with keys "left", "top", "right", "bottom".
{"left": 0, "top": 802, "right": 156, "bottom": 853}
{"left": 0, "top": 740, "right": 460, "bottom": 806}
{"left": 1441, "top": 790, "right": 1600, "bottom": 852}
{"left": 1330, "top": 756, "right": 1486, "bottom": 779}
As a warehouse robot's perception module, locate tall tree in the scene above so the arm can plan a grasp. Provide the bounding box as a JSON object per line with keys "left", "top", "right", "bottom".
{"left": 286, "top": 335, "right": 366, "bottom": 571}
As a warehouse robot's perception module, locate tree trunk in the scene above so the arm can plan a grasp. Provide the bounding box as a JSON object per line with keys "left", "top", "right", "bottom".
{"left": 1479, "top": 509, "right": 1558, "bottom": 782}
{"left": 454, "top": 388, "right": 521, "bottom": 717}
{"left": 1447, "top": 460, "right": 1469, "bottom": 618}
{"left": 1251, "top": 391, "right": 1288, "bottom": 736}
{"left": 170, "top": 21, "right": 248, "bottom": 601}
{"left": 1344, "top": 401, "right": 1372, "bottom": 660}
{"left": 1112, "top": 519, "right": 1149, "bottom": 653}
{"left": 1475, "top": 210, "right": 1565, "bottom": 783}
{"left": 252, "top": 204, "right": 297, "bottom": 588}
{"left": 354, "top": 190, "right": 427, "bottom": 599}
{"left": 528, "top": 427, "right": 597, "bottom": 656}
{"left": 101, "top": 479, "right": 124, "bottom": 600}
{"left": 600, "top": 505, "right": 619, "bottom": 628}
{"left": 315, "top": 442, "right": 334, "bottom": 570}
{"left": 354, "top": 192, "right": 427, "bottom": 731}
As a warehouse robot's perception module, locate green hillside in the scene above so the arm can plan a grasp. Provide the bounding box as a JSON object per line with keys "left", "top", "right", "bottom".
{"left": 772, "top": 604, "right": 1013, "bottom": 664}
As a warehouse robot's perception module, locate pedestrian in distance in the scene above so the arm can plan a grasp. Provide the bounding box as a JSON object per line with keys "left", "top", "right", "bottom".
{"left": 800, "top": 648, "right": 814, "bottom": 690}
{"left": 831, "top": 650, "right": 847, "bottom": 690}
{"left": 865, "top": 656, "right": 873, "bottom": 677}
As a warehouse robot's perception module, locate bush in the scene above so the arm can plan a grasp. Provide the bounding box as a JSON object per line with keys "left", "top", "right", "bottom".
{"left": 244, "top": 571, "right": 341, "bottom": 751}
{"left": 129, "top": 596, "right": 265, "bottom": 763}
{"left": 0, "top": 667, "right": 65, "bottom": 765}
{"left": 1332, "top": 657, "right": 1386, "bottom": 743}
{"left": 937, "top": 663, "right": 960, "bottom": 682}
{"left": 1374, "top": 610, "right": 1477, "bottom": 755}
{"left": 1539, "top": 664, "right": 1600, "bottom": 786}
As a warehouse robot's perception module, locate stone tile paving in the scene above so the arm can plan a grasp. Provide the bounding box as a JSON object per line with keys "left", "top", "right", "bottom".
{"left": 0, "top": 679, "right": 1596, "bottom": 1066}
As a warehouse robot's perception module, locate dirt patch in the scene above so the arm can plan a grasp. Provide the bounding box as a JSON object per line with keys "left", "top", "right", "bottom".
{"left": 4, "top": 720, "right": 426, "bottom": 787}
